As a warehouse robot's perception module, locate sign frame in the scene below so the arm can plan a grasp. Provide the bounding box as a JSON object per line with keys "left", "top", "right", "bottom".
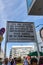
{"left": 6, "top": 21, "right": 36, "bottom": 42}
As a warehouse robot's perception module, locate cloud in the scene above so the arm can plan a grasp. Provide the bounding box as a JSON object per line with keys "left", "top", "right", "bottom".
{"left": 0, "top": 0, "right": 7, "bottom": 28}
{"left": 0, "top": 0, "right": 7, "bottom": 20}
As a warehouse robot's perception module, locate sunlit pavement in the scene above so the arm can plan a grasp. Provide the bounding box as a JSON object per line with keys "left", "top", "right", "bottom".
{"left": 17, "top": 63, "right": 23, "bottom": 65}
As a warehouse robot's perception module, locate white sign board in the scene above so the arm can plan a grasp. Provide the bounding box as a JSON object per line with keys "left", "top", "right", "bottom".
{"left": 7, "top": 21, "right": 36, "bottom": 42}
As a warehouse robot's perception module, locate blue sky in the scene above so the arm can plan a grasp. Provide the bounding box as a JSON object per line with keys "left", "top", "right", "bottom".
{"left": 0, "top": 0, "right": 43, "bottom": 57}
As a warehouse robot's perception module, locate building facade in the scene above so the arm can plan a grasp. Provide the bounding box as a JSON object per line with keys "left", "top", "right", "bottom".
{"left": 9, "top": 46, "right": 34, "bottom": 58}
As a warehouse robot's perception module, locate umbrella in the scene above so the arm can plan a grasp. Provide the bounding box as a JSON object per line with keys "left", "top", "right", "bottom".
{"left": 28, "top": 51, "right": 43, "bottom": 56}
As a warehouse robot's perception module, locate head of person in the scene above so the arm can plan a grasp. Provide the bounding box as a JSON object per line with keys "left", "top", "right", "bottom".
{"left": 30, "top": 58, "right": 38, "bottom": 65}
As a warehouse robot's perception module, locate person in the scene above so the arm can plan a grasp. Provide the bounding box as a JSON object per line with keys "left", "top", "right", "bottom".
{"left": 2, "top": 58, "right": 8, "bottom": 65}
{"left": 23, "top": 57, "right": 29, "bottom": 65}
{"left": 11, "top": 59, "right": 14, "bottom": 65}
{"left": 30, "top": 57, "right": 38, "bottom": 65}
{"left": 39, "top": 57, "right": 43, "bottom": 65}
{"left": 2, "top": 60, "right": 5, "bottom": 65}
{"left": 8, "top": 58, "right": 11, "bottom": 65}
{"left": 13, "top": 58, "right": 16, "bottom": 65}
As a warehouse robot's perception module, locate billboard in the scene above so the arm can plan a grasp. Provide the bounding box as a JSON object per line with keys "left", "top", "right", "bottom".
{"left": 6, "top": 21, "right": 36, "bottom": 42}
{"left": 26, "top": 0, "right": 43, "bottom": 15}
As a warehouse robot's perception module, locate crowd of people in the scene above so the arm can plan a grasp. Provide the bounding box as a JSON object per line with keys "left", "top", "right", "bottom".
{"left": 1, "top": 57, "right": 43, "bottom": 65}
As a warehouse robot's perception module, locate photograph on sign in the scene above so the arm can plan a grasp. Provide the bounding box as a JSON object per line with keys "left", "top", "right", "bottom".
{"left": 7, "top": 21, "right": 36, "bottom": 42}
{"left": 26, "top": 0, "right": 43, "bottom": 15}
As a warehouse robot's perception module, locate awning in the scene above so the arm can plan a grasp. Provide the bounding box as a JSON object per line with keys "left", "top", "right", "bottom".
{"left": 28, "top": 51, "right": 43, "bottom": 56}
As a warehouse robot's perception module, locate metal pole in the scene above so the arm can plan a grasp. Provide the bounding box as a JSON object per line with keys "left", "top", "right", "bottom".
{"left": 34, "top": 24, "right": 40, "bottom": 59}
{"left": 35, "top": 41, "right": 40, "bottom": 62}
{"left": 4, "top": 26, "right": 7, "bottom": 58}
{"left": 36, "top": 40, "right": 40, "bottom": 57}
{"left": 4, "top": 41, "right": 7, "bottom": 58}
{"left": 35, "top": 32, "right": 40, "bottom": 57}
{"left": 4, "top": 22, "right": 7, "bottom": 59}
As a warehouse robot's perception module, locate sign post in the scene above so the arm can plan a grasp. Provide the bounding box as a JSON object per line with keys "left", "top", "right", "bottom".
{"left": 4, "top": 21, "right": 40, "bottom": 58}
{"left": 7, "top": 22, "right": 36, "bottom": 42}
